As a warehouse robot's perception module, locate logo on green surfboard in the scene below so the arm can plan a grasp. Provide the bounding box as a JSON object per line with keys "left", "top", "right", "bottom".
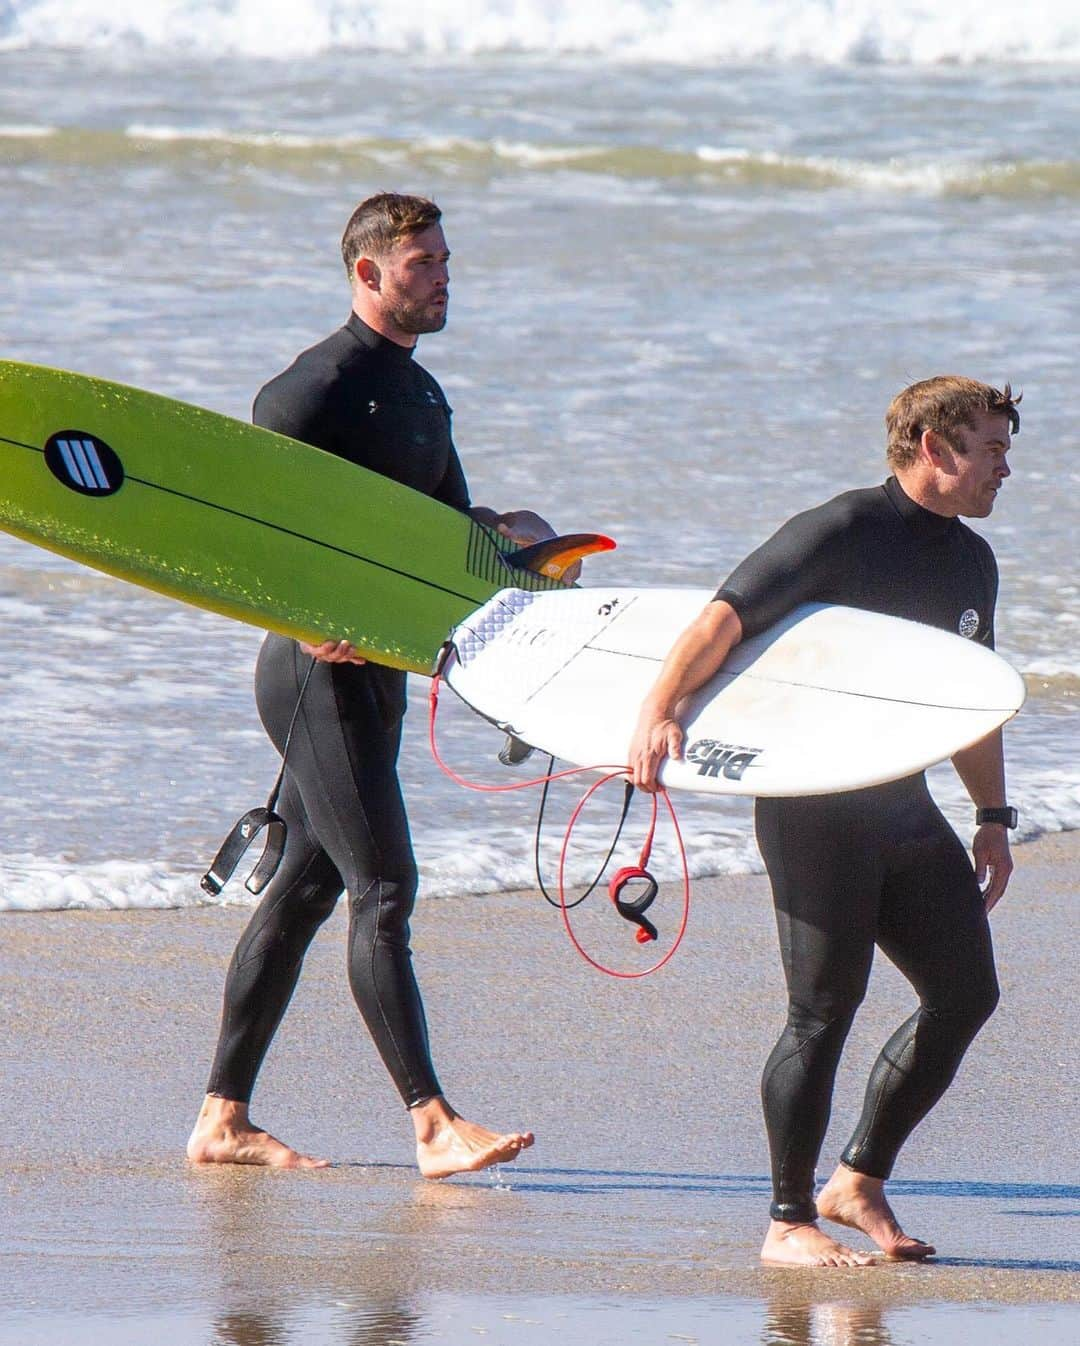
{"left": 44, "top": 431, "right": 124, "bottom": 496}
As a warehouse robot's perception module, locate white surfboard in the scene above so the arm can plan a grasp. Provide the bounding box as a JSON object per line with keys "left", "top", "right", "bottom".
{"left": 441, "top": 587, "right": 1026, "bottom": 796}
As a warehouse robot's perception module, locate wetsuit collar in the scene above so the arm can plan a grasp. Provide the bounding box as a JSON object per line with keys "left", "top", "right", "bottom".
{"left": 883, "top": 475, "right": 955, "bottom": 540}
{"left": 345, "top": 312, "right": 416, "bottom": 360}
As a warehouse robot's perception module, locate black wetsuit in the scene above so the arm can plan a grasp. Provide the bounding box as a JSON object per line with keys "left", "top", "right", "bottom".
{"left": 714, "top": 477, "right": 1001, "bottom": 1223}
{"left": 206, "top": 314, "right": 469, "bottom": 1108}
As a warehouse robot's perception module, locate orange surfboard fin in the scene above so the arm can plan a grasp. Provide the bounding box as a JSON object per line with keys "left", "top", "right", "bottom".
{"left": 504, "top": 532, "right": 616, "bottom": 582}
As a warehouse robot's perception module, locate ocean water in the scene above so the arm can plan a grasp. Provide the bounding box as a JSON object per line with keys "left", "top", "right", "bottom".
{"left": 1, "top": 0, "right": 1077, "bottom": 912}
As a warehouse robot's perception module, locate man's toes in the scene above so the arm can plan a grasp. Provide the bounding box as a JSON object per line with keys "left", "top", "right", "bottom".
{"left": 893, "top": 1239, "right": 934, "bottom": 1260}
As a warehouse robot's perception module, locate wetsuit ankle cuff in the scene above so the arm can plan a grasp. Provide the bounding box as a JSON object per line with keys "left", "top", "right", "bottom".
{"left": 770, "top": 1199, "right": 818, "bottom": 1224}
{"left": 839, "top": 1148, "right": 890, "bottom": 1180}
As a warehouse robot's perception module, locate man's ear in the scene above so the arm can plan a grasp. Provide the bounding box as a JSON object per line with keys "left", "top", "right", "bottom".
{"left": 354, "top": 256, "right": 380, "bottom": 290}
{"left": 920, "top": 427, "right": 952, "bottom": 466}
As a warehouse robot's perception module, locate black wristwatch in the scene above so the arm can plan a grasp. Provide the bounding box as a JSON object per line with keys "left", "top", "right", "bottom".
{"left": 976, "top": 806, "right": 1018, "bottom": 829}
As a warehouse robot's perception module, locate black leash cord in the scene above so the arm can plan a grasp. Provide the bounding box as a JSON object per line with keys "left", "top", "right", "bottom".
{"left": 200, "top": 654, "right": 316, "bottom": 896}
{"left": 533, "top": 757, "right": 634, "bottom": 909}
{"left": 265, "top": 656, "right": 316, "bottom": 812}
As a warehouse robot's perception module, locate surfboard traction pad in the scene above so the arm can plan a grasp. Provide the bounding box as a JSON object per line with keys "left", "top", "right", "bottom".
{"left": 446, "top": 587, "right": 620, "bottom": 734}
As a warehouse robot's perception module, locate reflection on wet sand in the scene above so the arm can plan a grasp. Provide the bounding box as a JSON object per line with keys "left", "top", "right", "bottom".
{"left": 192, "top": 1167, "right": 914, "bottom": 1346}
{"left": 195, "top": 1166, "right": 515, "bottom": 1346}
{"left": 765, "top": 1297, "right": 891, "bottom": 1346}
{"left": 211, "top": 1306, "right": 422, "bottom": 1346}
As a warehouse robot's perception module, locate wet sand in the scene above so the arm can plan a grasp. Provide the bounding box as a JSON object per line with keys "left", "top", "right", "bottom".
{"left": 1, "top": 831, "right": 1078, "bottom": 1343}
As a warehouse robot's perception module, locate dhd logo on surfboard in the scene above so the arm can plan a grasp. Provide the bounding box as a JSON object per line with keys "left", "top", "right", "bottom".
{"left": 44, "top": 431, "right": 124, "bottom": 496}
{"left": 686, "top": 739, "right": 762, "bottom": 781}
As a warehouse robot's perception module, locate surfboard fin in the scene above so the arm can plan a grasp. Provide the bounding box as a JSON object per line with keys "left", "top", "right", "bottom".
{"left": 504, "top": 532, "right": 616, "bottom": 581}
{"left": 498, "top": 733, "right": 535, "bottom": 766}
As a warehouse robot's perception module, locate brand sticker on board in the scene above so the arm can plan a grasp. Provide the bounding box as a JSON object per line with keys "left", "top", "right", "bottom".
{"left": 44, "top": 431, "right": 124, "bottom": 497}
{"left": 686, "top": 739, "right": 762, "bottom": 781}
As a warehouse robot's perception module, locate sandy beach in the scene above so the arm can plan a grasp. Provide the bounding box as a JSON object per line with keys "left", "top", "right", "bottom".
{"left": 1, "top": 830, "right": 1077, "bottom": 1343}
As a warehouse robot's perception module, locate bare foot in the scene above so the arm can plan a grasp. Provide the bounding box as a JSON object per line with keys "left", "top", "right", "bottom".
{"left": 186, "top": 1095, "right": 330, "bottom": 1169}
{"left": 760, "top": 1220, "right": 877, "bottom": 1268}
{"left": 411, "top": 1096, "right": 534, "bottom": 1180}
{"left": 817, "top": 1167, "right": 935, "bottom": 1260}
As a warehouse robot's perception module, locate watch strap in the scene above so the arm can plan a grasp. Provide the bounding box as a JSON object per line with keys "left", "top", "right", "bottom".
{"left": 976, "top": 806, "right": 1018, "bottom": 828}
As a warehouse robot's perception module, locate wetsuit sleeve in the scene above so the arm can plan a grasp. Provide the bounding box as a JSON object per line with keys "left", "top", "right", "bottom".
{"left": 713, "top": 501, "right": 854, "bottom": 639}
{"left": 432, "top": 439, "right": 471, "bottom": 512}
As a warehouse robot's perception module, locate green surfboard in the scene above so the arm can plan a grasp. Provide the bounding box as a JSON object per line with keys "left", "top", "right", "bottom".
{"left": 0, "top": 360, "right": 589, "bottom": 673}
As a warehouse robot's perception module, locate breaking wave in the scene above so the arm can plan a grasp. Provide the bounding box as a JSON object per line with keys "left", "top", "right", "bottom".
{"left": 3, "top": 125, "right": 1078, "bottom": 198}
{"left": 2, "top": 0, "right": 1078, "bottom": 65}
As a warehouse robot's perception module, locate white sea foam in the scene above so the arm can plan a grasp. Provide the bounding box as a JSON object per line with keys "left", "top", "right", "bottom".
{"left": 0, "top": 856, "right": 206, "bottom": 911}
{"left": 0, "top": 122, "right": 54, "bottom": 136}
{"left": 3, "top": 734, "right": 1077, "bottom": 914}
{"left": 694, "top": 146, "right": 1060, "bottom": 197}
{"left": 0, "top": 824, "right": 766, "bottom": 912}
{"left": 1023, "top": 660, "right": 1080, "bottom": 682}
{"left": 2, "top": 0, "right": 1077, "bottom": 64}
{"left": 491, "top": 138, "right": 606, "bottom": 166}
{"left": 0, "top": 596, "right": 48, "bottom": 621}
{"left": 126, "top": 123, "right": 327, "bottom": 148}
{"left": 3, "top": 778, "right": 1077, "bottom": 913}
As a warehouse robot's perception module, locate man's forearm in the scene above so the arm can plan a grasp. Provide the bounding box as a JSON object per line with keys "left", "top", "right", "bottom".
{"left": 951, "top": 728, "right": 1007, "bottom": 807}
{"left": 642, "top": 600, "right": 744, "bottom": 718}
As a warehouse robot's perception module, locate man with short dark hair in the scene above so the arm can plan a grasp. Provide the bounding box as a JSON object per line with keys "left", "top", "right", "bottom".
{"left": 188, "top": 194, "right": 553, "bottom": 1176}
{"left": 629, "top": 376, "right": 1019, "bottom": 1266}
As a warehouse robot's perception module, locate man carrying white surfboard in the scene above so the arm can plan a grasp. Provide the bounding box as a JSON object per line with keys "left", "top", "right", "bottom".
{"left": 629, "top": 375, "right": 1020, "bottom": 1267}
{"left": 188, "top": 194, "right": 559, "bottom": 1177}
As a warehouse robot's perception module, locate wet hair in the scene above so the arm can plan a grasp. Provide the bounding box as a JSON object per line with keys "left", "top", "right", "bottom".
{"left": 341, "top": 193, "right": 442, "bottom": 281}
{"left": 886, "top": 376, "right": 1021, "bottom": 469}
